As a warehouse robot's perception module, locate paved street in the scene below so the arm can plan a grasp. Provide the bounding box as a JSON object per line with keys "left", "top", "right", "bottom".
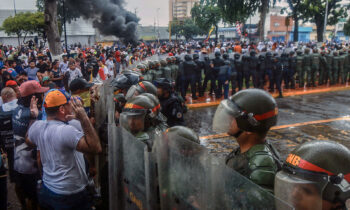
{"left": 185, "top": 89, "right": 350, "bottom": 159}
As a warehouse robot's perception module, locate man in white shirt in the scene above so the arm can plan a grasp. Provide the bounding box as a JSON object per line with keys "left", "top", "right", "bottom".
{"left": 66, "top": 61, "right": 83, "bottom": 86}
{"left": 27, "top": 90, "right": 101, "bottom": 209}
{"left": 105, "top": 55, "right": 116, "bottom": 78}
{"left": 59, "top": 55, "right": 69, "bottom": 74}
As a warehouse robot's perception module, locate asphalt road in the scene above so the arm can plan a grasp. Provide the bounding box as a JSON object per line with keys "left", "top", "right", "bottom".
{"left": 184, "top": 89, "right": 350, "bottom": 159}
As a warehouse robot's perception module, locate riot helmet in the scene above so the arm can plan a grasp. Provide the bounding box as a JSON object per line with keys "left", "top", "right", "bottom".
{"left": 215, "top": 52, "right": 221, "bottom": 57}
{"left": 223, "top": 53, "right": 229, "bottom": 60}
{"left": 250, "top": 50, "right": 257, "bottom": 56}
{"left": 193, "top": 54, "right": 199, "bottom": 60}
{"left": 165, "top": 126, "right": 200, "bottom": 144}
{"left": 275, "top": 140, "right": 350, "bottom": 210}
{"left": 234, "top": 53, "right": 241, "bottom": 60}
{"left": 184, "top": 55, "right": 192, "bottom": 61}
{"left": 120, "top": 93, "right": 161, "bottom": 135}
{"left": 258, "top": 54, "right": 265, "bottom": 61}
{"left": 166, "top": 57, "right": 172, "bottom": 64}
{"left": 125, "top": 81, "right": 157, "bottom": 101}
{"left": 266, "top": 52, "right": 272, "bottom": 57}
{"left": 213, "top": 89, "right": 278, "bottom": 137}
{"left": 160, "top": 60, "right": 167, "bottom": 67}
{"left": 114, "top": 93, "right": 126, "bottom": 113}
{"left": 296, "top": 50, "right": 303, "bottom": 56}
{"left": 111, "top": 73, "right": 140, "bottom": 95}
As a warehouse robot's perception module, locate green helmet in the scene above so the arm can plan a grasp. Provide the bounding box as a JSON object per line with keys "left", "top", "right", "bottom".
{"left": 125, "top": 81, "right": 157, "bottom": 101}
{"left": 113, "top": 93, "right": 126, "bottom": 113}
{"left": 166, "top": 57, "right": 172, "bottom": 64}
{"left": 165, "top": 126, "right": 200, "bottom": 144}
{"left": 138, "top": 64, "right": 147, "bottom": 73}
{"left": 160, "top": 60, "right": 167, "bottom": 67}
{"left": 213, "top": 89, "right": 278, "bottom": 135}
{"left": 148, "top": 61, "right": 155, "bottom": 69}
{"left": 120, "top": 93, "right": 161, "bottom": 134}
{"left": 154, "top": 60, "right": 160, "bottom": 68}
{"left": 304, "top": 48, "right": 310, "bottom": 54}
{"left": 275, "top": 140, "right": 350, "bottom": 209}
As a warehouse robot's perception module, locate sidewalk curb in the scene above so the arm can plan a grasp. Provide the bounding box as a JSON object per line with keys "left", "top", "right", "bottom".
{"left": 187, "top": 85, "right": 350, "bottom": 110}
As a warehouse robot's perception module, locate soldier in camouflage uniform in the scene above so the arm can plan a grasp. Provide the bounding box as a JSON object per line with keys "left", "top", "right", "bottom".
{"left": 311, "top": 48, "right": 320, "bottom": 87}
{"left": 154, "top": 60, "right": 163, "bottom": 79}
{"left": 146, "top": 61, "right": 157, "bottom": 82}
{"left": 303, "top": 48, "right": 312, "bottom": 87}
{"left": 295, "top": 50, "right": 304, "bottom": 87}
{"left": 213, "top": 89, "right": 282, "bottom": 193}
{"left": 319, "top": 51, "right": 328, "bottom": 85}
{"left": 339, "top": 50, "right": 346, "bottom": 84}
{"left": 325, "top": 50, "right": 334, "bottom": 85}
{"left": 120, "top": 93, "right": 168, "bottom": 150}
{"left": 345, "top": 50, "right": 350, "bottom": 83}
{"left": 160, "top": 60, "right": 172, "bottom": 81}
{"left": 333, "top": 51, "right": 340, "bottom": 84}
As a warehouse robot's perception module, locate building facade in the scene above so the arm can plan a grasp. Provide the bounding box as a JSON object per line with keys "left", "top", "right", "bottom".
{"left": 169, "top": 0, "right": 199, "bottom": 22}
{"left": 0, "top": 0, "right": 96, "bottom": 47}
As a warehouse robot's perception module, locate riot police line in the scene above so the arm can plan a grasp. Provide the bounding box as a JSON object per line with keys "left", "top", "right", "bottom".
{"left": 93, "top": 79, "right": 293, "bottom": 210}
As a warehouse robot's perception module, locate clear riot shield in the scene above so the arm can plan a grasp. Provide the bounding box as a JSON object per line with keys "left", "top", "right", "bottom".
{"left": 108, "top": 126, "right": 158, "bottom": 210}
{"left": 154, "top": 134, "right": 294, "bottom": 210}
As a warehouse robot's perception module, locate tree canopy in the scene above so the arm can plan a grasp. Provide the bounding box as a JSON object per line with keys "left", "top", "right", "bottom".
{"left": 1, "top": 12, "right": 46, "bottom": 43}
{"left": 170, "top": 19, "right": 205, "bottom": 40}
{"left": 299, "top": 0, "right": 349, "bottom": 41}
{"left": 36, "top": 0, "right": 80, "bottom": 24}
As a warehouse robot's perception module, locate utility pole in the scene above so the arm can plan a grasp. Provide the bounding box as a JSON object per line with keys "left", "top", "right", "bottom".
{"left": 157, "top": 8, "right": 160, "bottom": 44}
{"left": 323, "top": 0, "right": 329, "bottom": 42}
{"left": 13, "top": 0, "right": 17, "bottom": 15}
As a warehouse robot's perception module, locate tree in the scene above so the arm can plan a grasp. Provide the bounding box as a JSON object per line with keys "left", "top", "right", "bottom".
{"left": 344, "top": 18, "right": 350, "bottom": 37}
{"left": 281, "top": 0, "right": 303, "bottom": 42}
{"left": 191, "top": 0, "right": 222, "bottom": 43}
{"left": 1, "top": 12, "right": 46, "bottom": 46}
{"left": 36, "top": 0, "right": 80, "bottom": 24}
{"left": 217, "top": 0, "right": 260, "bottom": 23}
{"left": 217, "top": 0, "right": 277, "bottom": 41}
{"left": 300, "top": 0, "right": 349, "bottom": 42}
{"left": 44, "top": 0, "right": 62, "bottom": 56}
{"left": 169, "top": 19, "right": 205, "bottom": 40}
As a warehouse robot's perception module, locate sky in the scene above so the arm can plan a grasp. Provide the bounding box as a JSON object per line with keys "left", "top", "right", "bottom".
{"left": 0, "top": 0, "right": 169, "bottom": 27}
{"left": 124, "top": 0, "right": 169, "bottom": 26}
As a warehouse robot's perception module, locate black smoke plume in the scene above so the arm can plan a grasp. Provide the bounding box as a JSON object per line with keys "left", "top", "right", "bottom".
{"left": 65, "top": 0, "right": 139, "bottom": 44}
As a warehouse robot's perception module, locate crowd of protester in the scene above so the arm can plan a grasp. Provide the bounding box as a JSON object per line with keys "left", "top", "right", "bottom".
{"left": 0, "top": 39, "right": 350, "bottom": 209}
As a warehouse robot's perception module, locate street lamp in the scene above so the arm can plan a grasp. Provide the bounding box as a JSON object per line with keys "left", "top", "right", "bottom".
{"left": 157, "top": 8, "right": 160, "bottom": 43}
{"left": 13, "top": 0, "right": 17, "bottom": 15}
{"left": 323, "top": 0, "right": 329, "bottom": 42}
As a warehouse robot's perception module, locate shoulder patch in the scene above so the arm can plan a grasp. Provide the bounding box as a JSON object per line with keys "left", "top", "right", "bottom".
{"left": 176, "top": 112, "right": 182, "bottom": 118}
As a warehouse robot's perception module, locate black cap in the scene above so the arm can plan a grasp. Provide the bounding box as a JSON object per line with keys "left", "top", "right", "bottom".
{"left": 69, "top": 78, "right": 94, "bottom": 92}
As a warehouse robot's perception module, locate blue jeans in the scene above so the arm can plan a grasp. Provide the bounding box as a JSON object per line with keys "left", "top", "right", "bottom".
{"left": 39, "top": 184, "right": 92, "bottom": 210}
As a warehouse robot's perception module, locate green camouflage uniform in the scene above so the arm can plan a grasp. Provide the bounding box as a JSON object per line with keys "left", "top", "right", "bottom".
{"left": 325, "top": 52, "right": 334, "bottom": 84}
{"left": 333, "top": 52, "right": 340, "bottom": 84}
{"left": 311, "top": 51, "right": 320, "bottom": 87}
{"left": 303, "top": 49, "right": 312, "bottom": 87}
{"left": 295, "top": 51, "right": 304, "bottom": 87}
{"left": 226, "top": 141, "right": 281, "bottom": 193}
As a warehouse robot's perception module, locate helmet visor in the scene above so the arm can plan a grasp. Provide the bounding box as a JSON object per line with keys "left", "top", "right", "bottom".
{"left": 125, "top": 85, "right": 138, "bottom": 101}
{"left": 212, "top": 100, "right": 242, "bottom": 133}
{"left": 274, "top": 171, "right": 327, "bottom": 210}
{"left": 120, "top": 112, "right": 146, "bottom": 135}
